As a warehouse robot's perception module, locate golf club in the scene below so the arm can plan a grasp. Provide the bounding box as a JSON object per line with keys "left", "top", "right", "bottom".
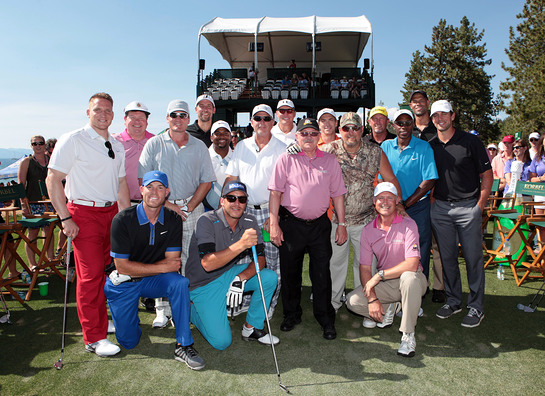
{"left": 54, "top": 237, "right": 72, "bottom": 370}
{"left": 251, "top": 246, "right": 290, "bottom": 394}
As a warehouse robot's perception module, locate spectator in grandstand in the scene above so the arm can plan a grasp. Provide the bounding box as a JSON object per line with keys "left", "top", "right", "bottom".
{"left": 349, "top": 77, "right": 361, "bottom": 98}
{"left": 187, "top": 94, "right": 216, "bottom": 148}
{"left": 281, "top": 75, "right": 291, "bottom": 89}
{"left": 271, "top": 99, "right": 297, "bottom": 144}
{"left": 340, "top": 76, "right": 349, "bottom": 89}
{"left": 291, "top": 74, "right": 298, "bottom": 86}
{"left": 330, "top": 78, "right": 341, "bottom": 90}
{"left": 297, "top": 75, "right": 309, "bottom": 89}
{"left": 289, "top": 59, "right": 296, "bottom": 69}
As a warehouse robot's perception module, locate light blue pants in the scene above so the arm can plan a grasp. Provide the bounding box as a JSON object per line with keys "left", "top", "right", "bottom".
{"left": 190, "top": 264, "right": 277, "bottom": 350}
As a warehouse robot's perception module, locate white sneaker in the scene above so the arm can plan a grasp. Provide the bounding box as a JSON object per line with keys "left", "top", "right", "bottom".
{"left": 377, "top": 303, "right": 399, "bottom": 329}
{"left": 241, "top": 326, "right": 280, "bottom": 345}
{"left": 107, "top": 320, "right": 116, "bottom": 334}
{"left": 85, "top": 339, "right": 120, "bottom": 357}
{"left": 362, "top": 317, "right": 377, "bottom": 328}
{"left": 153, "top": 300, "right": 172, "bottom": 328}
{"left": 397, "top": 332, "right": 416, "bottom": 357}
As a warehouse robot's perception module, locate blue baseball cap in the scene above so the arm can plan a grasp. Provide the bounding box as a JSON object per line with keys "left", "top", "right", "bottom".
{"left": 221, "top": 181, "right": 248, "bottom": 196}
{"left": 142, "top": 171, "right": 169, "bottom": 188}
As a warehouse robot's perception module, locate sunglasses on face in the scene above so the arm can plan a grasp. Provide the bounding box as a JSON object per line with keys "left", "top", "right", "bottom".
{"left": 31, "top": 141, "right": 45, "bottom": 146}
{"left": 394, "top": 120, "right": 412, "bottom": 127}
{"left": 253, "top": 116, "right": 273, "bottom": 122}
{"left": 513, "top": 146, "right": 524, "bottom": 150}
{"left": 169, "top": 112, "right": 189, "bottom": 119}
{"left": 341, "top": 125, "right": 359, "bottom": 132}
{"left": 488, "top": 148, "right": 497, "bottom": 151}
{"left": 298, "top": 131, "right": 320, "bottom": 137}
{"left": 530, "top": 138, "right": 538, "bottom": 142}
{"left": 223, "top": 195, "right": 248, "bottom": 204}
{"left": 104, "top": 141, "right": 115, "bottom": 159}
{"left": 277, "top": 108, "right": 294, "bottom": 114}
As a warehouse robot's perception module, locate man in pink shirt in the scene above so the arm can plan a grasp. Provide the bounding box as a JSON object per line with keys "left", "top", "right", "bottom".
{"left": 269, "top": 118, "right": 347, "bottom": 340}
{"left": 114, "top": 101, "right": 155, "bottom": 202}
{"left": 346, "top": 182, "right": 427, "bottom": 357}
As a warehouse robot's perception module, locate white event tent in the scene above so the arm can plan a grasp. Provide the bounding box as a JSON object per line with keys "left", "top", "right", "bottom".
{"left": 198, "top": 15, "right": 373, "bottom": 80}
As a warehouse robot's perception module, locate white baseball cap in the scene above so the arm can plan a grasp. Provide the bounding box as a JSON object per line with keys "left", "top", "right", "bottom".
{"left": 374, "top": 182, "right": 398, "bottom": 197}
{"left": 317, "top": 108, "right": 336, "bottom": 121}
{"left": 430, "top": 100, "right": 453, "bottom": 116}
{"left": 167, "top": 100, "right": 189, "bottom": 115}
{"left": 393, "top": 109, "right": 414, "bottom": 121}
{"left": 277, "top": 99, "right": 294, "bottom": 109}
{"left": 124, "top": 101, "right": 150, "bottom": 115}
{"left": 196, "top": 94, "right": 215, "bottom": 108}
{"left": 251, "top": 104, "right": 274, "bottom": 118}
{"left": 487, "top": 143, "right": 498, "bottom": 150}
{"left": 211, "top": 120, "right": 231, "bottom": 134}
{"left": 529, "top": 132, "right": 540, "bottom": 140}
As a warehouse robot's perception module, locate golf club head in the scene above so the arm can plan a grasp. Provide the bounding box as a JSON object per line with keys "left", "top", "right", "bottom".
{"left": 0, "top": 313, "right": 11, "bottom": 324}
{"left": 54, "top": 360, "right": 63, "bottom": 370}
{"left": 279, "top": 381, "right": 291, "bottom": 394}
{"left": 516, "top": 303, "right": 536, "bottom": 313}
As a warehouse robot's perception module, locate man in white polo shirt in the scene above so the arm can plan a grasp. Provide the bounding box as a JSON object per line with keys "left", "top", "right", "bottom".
{"left": 205, "top": 120, "right": 234, "bottom": 210}
{"left": 139, "top": 99, "right": 215, "bottom": 327}
{"left": 225, "top": 104, "right": 287, "bottom": 313}
{"left": 271, "top": 99, "right": 297, "bottom": 144}
{"left": 47, "top": 92, "right": 130, "bottom": 357}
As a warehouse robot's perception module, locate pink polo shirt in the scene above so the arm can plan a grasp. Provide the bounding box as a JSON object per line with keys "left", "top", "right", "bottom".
{"left": 360, "top": 214, "right": 422, "bottom": 271}
{"left": 113, "top": 129, "right": 154, "bottom": 200}
{"left": 268, "top": 149, "right": 347, "bottom": 220}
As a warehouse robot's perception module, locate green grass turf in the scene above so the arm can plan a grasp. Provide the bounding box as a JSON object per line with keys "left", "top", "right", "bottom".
{"left": 1, "top": 247, "right": 544, "bottom": 395}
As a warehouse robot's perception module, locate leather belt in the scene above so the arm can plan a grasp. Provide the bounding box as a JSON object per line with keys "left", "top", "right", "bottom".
{"left": 70, "top": 199, "right": 114, "bottom": 207}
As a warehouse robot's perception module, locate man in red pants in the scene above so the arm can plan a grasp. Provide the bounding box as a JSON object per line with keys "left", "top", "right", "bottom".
{"left": 47, "top": 92, "right": 130, "bottom": 357}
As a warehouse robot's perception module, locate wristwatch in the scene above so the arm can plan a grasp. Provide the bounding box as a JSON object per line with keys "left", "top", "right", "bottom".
{"left": 378, "top": 270, "right": 385, "bottom": 281}
{"left": 338, "top": 222, "right": 347, "bottom": 227}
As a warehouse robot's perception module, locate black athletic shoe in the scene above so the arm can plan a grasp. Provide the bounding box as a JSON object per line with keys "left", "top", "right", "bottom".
{"left": 241, "top": 327, "right": 280, "bottom": 345}
{"left": 174, "top": 344, "right": 205, "bottom": 370}
{"left": 322, "top": 324, "right": 336, "bottom": 340}
{"left": 461, "top": 308, "right": 484, "bottom": 328}
{"left": 280, "top": 317, "right": 302, "bottom": 332}
{"left": 432, "top": 289, "right": 446, "bottom": 303}
{"left": 436, "top": 304, "right": 462, "bottom": 319}
{"left": 140, "top": 298, "right": 156, "bottom": 312}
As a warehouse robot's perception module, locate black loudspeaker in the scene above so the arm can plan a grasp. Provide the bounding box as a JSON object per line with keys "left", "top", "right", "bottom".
{"left": 363, "top": 58, "right": 370, "bottom": 69}
{"left": 199, "top": 59, "right": 205, "bottom": 70}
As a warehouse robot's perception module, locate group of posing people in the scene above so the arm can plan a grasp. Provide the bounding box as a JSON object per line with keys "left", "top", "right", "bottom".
{"left": 40, "top": 88, "right": 497, "bottom": 371}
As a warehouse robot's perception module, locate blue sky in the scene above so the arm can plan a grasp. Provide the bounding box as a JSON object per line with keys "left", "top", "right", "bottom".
{"left": 0, "top": 0, "right": 524, "bottom": 149}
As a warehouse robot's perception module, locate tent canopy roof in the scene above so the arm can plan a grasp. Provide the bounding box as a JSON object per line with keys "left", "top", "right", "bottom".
{"left": 199, "top": 16, "right": 372, "bottom": 70}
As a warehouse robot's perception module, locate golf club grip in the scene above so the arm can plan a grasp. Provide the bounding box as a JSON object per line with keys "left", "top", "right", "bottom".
{"left": 251, "top": 246, "right": 260, "bottom": 273}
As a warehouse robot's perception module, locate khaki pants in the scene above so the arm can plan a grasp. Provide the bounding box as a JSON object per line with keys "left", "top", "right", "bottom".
{"left": 346, "top": 270, "right": 427, "bottom": 333}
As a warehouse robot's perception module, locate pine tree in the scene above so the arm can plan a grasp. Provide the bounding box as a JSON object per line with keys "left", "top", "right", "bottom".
{"left": 500, "top": 0, "right": 545, "bottom": 133}
{"left": 402, "top": 17, "right": 498, "bottom": 142}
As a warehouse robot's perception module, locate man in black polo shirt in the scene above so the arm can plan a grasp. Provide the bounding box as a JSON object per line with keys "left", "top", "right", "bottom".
{"left": 428, "top": 100, "right": 492, "bottom": 328}
{"left": 186, "top": 94, "right": 215, "bottom": 147}
{"left": 185, "top": 181, "right": 279, "bottom": 350}
{"left": 104, "top": 170, "right": 205, "bottom": 370}
{"left": 409, "top": 90, "right": 437, "bottom": 142}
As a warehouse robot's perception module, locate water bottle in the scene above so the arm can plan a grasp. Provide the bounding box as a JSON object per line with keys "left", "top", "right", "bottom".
{"left": 21, "top": 270, "right": 31, "bottom": 284}
{"left": 502, "top": 238, "right": 511, "bottom": 255}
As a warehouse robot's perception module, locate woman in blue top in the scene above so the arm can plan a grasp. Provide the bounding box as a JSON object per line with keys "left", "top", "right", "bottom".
{"left": 504, "top": 138, "right": 532, "bottom": 195}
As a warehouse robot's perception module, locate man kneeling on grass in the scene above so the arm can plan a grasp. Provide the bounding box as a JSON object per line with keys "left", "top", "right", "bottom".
{"left": 185, "top": 181, "right": 279, "bottom": 350}
{"left": 346, "top": 182, "right": 427, "bottom": 357}
{"left": 105, "top": 171, "right": 204, "bottom": 370}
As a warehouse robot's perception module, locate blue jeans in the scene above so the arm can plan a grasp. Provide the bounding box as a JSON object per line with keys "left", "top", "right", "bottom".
{"left": 105, "top": 272, "right": 193, "bottom": 349}
{"left": 190, "top": 264, "right": 277, "bottom": 350}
